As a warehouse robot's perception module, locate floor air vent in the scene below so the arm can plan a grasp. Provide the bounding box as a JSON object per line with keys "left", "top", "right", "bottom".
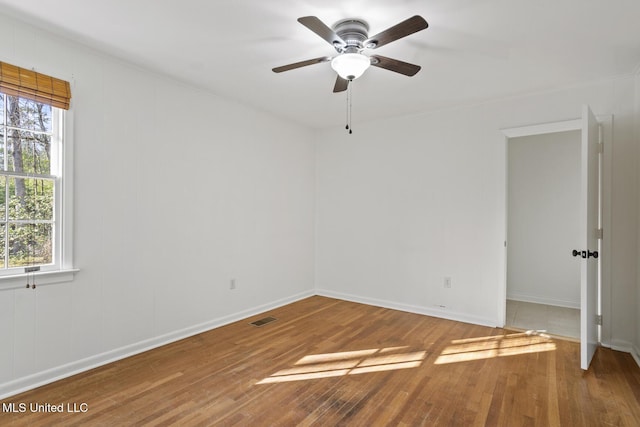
{"left": 250, "top": 316, "right": 277, "bottom": 327}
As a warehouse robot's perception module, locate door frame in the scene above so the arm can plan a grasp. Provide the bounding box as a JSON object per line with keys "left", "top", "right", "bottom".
{"left": 499, "top": 114, "right": 612, "bottom": 346}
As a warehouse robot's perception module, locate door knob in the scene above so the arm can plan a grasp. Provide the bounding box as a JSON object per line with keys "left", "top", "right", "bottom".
{"left": 572, "top": 249, "right": 598, "bottom": 259}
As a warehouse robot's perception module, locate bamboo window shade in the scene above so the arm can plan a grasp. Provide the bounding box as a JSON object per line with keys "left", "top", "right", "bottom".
{"left": 0, "top": 61, "right": 71, "bottom": 110}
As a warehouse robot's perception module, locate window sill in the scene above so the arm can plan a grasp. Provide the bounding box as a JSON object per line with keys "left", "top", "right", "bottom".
{"left": 0, "top": 268, "right": 79, "bottom": 291}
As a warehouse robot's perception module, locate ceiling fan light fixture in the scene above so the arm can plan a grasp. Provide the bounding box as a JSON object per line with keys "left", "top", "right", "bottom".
{"left": 331, "top": 53, "right": 371, "bottom": 80}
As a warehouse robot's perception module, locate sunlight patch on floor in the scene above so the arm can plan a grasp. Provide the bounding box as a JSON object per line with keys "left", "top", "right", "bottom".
{"left": 434, "top": 331, "right": 556, "bottom": 365}
{"left": 257, "top": 347, "right": 426, "bottom": 384}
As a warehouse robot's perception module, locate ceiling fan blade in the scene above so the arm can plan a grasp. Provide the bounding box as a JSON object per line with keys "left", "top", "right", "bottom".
{"left": 298, "top": 16, "right": 346, "bottom": 49}
{"left": 272, "top": 56, "right": 331, "bottom": 73}
{"left": 365, "top": 15, "right": 428, "bottom": 49}
{"left": 333, "top": 76, "right": 349, "bottom": 93}
{"left": 370, "top": 55, "right": 421, "bottom": 76}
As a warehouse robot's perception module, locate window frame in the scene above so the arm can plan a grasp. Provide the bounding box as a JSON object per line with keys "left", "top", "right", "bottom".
{"left": 0, "top": 97, "right": 76, "bottom": 290}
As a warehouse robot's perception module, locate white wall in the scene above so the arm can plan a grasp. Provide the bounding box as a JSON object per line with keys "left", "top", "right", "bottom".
{"left": 1, "top": 10, "right": 639, "bottom": 399}
{"left": 316, "top": 77, "right": 638, "bottom": 345}
{"left": 0, "top": 13, "right": 316, "bottom": 397}
{"left": 507, "top": 131, "right": 581, "bottom": 308}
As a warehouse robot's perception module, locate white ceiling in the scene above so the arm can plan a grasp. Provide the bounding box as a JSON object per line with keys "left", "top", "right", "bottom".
{"left": 1, "top": 0, "right": 640, "bottom": 129}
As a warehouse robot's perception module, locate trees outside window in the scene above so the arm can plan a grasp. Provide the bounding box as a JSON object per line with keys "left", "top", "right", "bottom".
{"left": 0, "top": 93, "right": 59, "bottom": 271}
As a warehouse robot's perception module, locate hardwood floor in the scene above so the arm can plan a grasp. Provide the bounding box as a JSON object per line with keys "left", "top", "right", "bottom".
{"left": 2, "top": 296, "right": 640, "bottom": 426}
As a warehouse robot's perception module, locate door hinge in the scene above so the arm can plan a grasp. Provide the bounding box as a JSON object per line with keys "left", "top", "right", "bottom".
{"left": 596, "top": 314, "right": 603, "bottom": 326}
{"left": 597, "top": 142, "right": 604, "bottom": 154}
{"left": 596, "top": 228, "right": 603, "bottom": 239}
{"left": 598, "top": 124, "right": 603, "bottom": 144}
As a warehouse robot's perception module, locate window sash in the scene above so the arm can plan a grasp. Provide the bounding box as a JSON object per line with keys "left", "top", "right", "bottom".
{"left": 0, "top": 101, "right": 61, "bottom": 275}
{"left": 0, "top": 170, "right": 56, "bottom": 180}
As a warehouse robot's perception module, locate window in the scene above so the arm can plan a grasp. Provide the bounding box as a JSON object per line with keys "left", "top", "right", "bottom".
{"left": 0, "top": 62, "right": 74, "bottom": 287}
{"left": 0, "top": 94, "right": 60, "bottom": 273}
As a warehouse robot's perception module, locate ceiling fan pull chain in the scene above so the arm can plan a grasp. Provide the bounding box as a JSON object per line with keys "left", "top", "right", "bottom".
{"left": 348, "top": 80, "right": 353, "bottom": 134}
{"left": 345, "top": 83, "right": 350, "bottom": 131}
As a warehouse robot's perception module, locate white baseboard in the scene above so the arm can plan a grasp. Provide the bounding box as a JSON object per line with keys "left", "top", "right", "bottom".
{"left": 316, "top": 288, "right": 499, "bottom": 328}
{"left": 566, "top": 336, "right": 639, "bottom": 368}
{"left": 506, "top": 292, "right": 580, "bottom": 309}
{"left": 3, "top": 288, "right": 636, "bottom": 399}
{"left": 0, "top": 289, "right": 314, "bottom": 400}
{"left": 632, "top": 345, "right": 640, "bottom": 369}
{"left": 609, "top": 338, "right": 634, "bottom": 354}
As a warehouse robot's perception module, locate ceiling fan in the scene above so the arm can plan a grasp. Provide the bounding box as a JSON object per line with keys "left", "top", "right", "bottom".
{"left": 272, "top": 15, "right": 428, "bottom": 92}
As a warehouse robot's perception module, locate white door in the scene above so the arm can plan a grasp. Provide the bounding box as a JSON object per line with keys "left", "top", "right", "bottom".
{"left": 579, "top": 105, "right": 600, "bottom": 370}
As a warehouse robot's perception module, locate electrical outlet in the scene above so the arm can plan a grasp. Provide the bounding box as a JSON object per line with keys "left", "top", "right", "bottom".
{"left": 444, "top": 277, "right": 452, "bottom": 288}
{"left": 230, "top": 279, "right": 236, "bottom": 290}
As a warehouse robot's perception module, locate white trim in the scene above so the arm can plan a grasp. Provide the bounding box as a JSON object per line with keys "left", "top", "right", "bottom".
{"left": 506, "top": 294, "right": 580, "bottom": 310}
{"left": 0, "top": 289, "right": 314, "bottom": 399}
{"left": 3, "top": 288, "right": 638, "bottom": 399}
{"left": 609, "top": 338, "right": 634, "bottom": 354}
{"left": 501, "top": 113, "right": 612, "bottom": 342}
{"left": 316, "top": 288, "right": 498, "bottom": 328}
{"left": 597, "top": 115, "right": 613, "bottom": 347}
{"left": 0, "top": 268, "right": 79, "bottom": 291}
{"left": 632, "top": 345, "right": 640, "bottom": 369}
{"left": 501, "top": 119, "right": 582, "bottom": 138}
{"left": 60, "top": 109, "right": 74, "bottom": 271}
{"left": 0, "top": 105, "right": 75, "bottom": 281}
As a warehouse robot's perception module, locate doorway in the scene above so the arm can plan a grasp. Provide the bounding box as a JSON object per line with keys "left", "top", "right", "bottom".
{"left": 501, "top": 108, "right": 611, "bottom": 370}
{"left": 505, "top": 129, "right": 582, "bottom": 339}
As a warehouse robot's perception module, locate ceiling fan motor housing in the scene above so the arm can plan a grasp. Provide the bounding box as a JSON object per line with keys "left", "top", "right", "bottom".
{"left": 332, "top": 19, "right": 369, "bottom": 52}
